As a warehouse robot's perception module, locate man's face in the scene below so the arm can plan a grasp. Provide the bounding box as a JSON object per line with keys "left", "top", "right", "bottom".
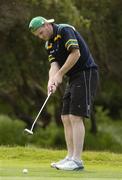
{"left": 33, "top": 23, "right": 53, "bottom": 41}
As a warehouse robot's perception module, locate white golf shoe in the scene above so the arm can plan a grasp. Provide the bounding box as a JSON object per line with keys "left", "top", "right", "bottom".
{"left": 51, "top": 157, "right": 71, "bottom": 168}
{"left": 55, "top": 159, "right": 84, "bottom": 171}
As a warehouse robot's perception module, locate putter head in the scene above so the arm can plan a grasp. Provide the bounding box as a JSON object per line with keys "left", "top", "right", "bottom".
{"left": 24, "top": 128, "right": 33, "bottom": 135}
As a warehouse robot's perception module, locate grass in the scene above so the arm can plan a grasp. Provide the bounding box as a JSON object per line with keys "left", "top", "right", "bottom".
{"left": 0, "top": 147, "right": 122, "bottom": 180}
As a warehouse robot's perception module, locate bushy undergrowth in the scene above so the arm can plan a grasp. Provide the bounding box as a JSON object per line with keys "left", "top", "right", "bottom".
{"left": 30, "top": 123, "right": 65, "bottom": 149}
{"left": 84, "top": 106, "right": 122, "bottom": 153}
{"left": 0, "top": 115, "right": 65, "bottom": 148}
{"left": 0, "top": 109, "right": 122, "bottom": 153}
{"left": 0, "top": 115, "right": 28, "bottom": 145}
{"left": 85, "top": 131, "right": 122, "bottom": 153}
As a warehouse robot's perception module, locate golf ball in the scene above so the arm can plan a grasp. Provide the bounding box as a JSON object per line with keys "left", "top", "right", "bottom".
{"left": 23, "top": 168, "right": 28, "bottom": 173}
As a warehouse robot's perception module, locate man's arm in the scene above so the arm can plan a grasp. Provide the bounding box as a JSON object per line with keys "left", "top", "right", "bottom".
{"left": 49, "top": 62, "right": 60, "bottom": 80}
{"left": 59, "top": 48, "right": 80, "bottom": 76}
{"left": 53, "top": 49, "right": 80, "bottom": 86}
{"left": 48, "top": 62, "right": 60, "bottom": 94}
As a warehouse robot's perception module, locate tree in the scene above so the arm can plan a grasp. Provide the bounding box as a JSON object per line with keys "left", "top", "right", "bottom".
{"left": 0, "top": 0, "right": 121, "bottom": 133}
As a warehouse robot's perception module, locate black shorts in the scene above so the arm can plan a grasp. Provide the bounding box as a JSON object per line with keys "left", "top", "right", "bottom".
{"left": 61, "top": 68, "right": 99, "bottom": 118}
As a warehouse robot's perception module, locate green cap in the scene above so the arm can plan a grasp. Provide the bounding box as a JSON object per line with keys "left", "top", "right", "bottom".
{"left": 29, "top": 16, "right": 55, "bottom": 32}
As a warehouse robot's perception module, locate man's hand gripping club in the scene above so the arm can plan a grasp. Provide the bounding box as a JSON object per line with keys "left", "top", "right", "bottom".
{"left": 47, "top": 71, "right": 63, "bottom": 95}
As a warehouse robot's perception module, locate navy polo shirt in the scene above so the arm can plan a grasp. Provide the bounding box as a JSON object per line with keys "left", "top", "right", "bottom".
{"left": 45, "top": 23, "right": 97, "bottom": 77}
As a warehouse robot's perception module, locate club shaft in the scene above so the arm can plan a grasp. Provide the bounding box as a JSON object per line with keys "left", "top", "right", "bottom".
{"left": 30, "top": 92, "right": 51, "bottom": 131}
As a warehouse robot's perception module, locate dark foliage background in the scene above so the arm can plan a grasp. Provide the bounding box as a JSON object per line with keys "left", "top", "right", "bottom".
{"left": 0, "top": 0, "right": 121, "bottom": 134}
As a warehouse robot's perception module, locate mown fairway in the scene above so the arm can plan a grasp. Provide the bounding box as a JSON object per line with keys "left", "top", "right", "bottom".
{"left": 0, "top": 147, "right": 122, "bottom": 180}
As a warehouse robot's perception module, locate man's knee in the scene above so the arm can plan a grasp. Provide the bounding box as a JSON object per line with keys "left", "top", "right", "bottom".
{"left": 61, "top": 115, "right": 70, "bottom": 125}
{"left": 69, "top": 114, "right": 84, "bottom": 124}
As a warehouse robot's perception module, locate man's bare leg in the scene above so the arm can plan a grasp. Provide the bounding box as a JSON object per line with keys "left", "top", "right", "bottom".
{"left": 61, "top": 115, "right": 74, "bottom": 158}
{"left": 70, "top": 115, "right": 85, "bottom": 161}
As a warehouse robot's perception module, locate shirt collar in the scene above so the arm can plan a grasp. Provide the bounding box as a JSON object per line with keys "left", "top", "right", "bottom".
{"left": 49, "top": 23, "right": 59, "bottom": 41}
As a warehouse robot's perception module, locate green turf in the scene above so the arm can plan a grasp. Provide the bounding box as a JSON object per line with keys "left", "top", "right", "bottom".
{"left": 0, "top": 147, "right": 122, "bottom": 180}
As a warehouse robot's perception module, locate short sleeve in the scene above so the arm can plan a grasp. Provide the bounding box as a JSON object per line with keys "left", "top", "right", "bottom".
{"left": 61, "top": 27, "right": 79, "bottom": 51}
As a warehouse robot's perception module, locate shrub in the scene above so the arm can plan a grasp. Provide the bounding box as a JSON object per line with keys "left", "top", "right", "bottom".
{"left": 30, "top": 123, "right": 65, "bottom": 148}
{"left": 85, "top": 131, "right": 122, "bottom": 153}
{"left": 0, "top": 116, "right": 66, "bottom": 148}
{"left": 84, "top": 106, "right": 122, "bottom": 153}
{"left": 0, "top": 115, "right": 28, "bottom": 145}
{"left": 0, "top": 111, "right": 122, "bottom": 153}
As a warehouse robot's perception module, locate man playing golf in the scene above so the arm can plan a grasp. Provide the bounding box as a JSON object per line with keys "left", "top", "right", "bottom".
{"left": 29, "top": 16, "right": 99, "bottom": 171}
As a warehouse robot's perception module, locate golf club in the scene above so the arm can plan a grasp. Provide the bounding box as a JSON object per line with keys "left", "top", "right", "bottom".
{"left": 24, "top": 92, "right": 52, "bottom": 135}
